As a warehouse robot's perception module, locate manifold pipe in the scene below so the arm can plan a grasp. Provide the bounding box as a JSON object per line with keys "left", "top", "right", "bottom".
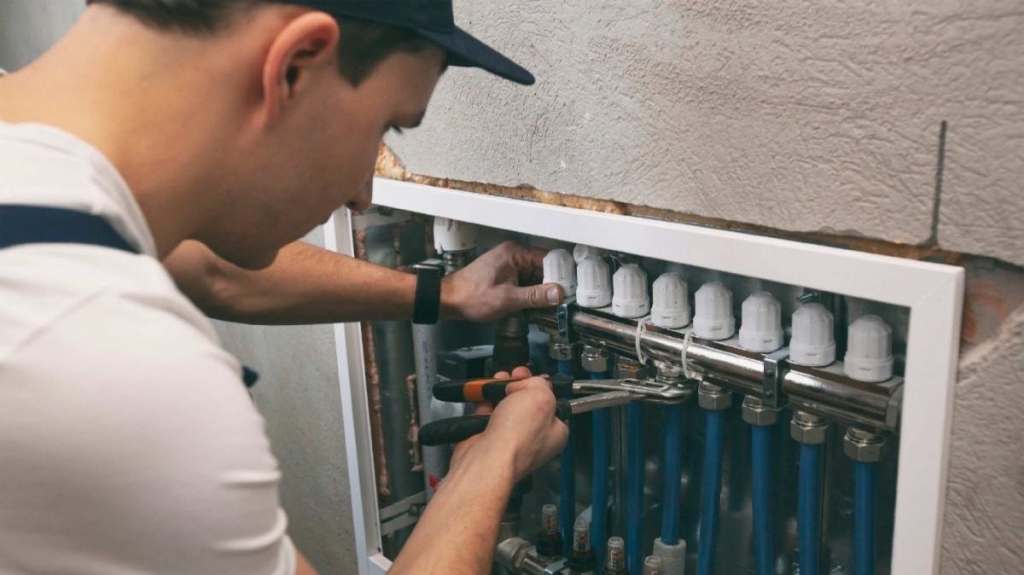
{"left": 527, "top": 308, "right": 902, "bottom": 432}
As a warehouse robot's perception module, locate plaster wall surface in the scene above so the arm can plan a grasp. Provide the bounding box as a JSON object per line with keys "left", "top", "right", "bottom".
{"left": 389, "top": 0, "right": 1024, "bottom": 266}
{"left": 940, "top": 305, "right": 1024, "bottom": 574}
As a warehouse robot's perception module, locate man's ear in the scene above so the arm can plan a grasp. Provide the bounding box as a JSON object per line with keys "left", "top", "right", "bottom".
{"left": 259, "top": 11, "right": 340, "bottom": 126}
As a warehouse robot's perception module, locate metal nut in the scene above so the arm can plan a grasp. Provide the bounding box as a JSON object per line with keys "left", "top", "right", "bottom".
{"left": 698, "top": 381, "right": 732, "bottom": 411}
{"left": 617, "top": 357, "right": 650, "bottom": 380}
{"left": 843, "top": 428, "right": 886, "bottom": 462}
{"left": 741, "top": 396, "right": 779, "bottom": 426}
{"left": 549, "top": 340, "right": 575, "bottom": 362}
{"left": 790, "top": 412, "right": 829, "bottom": 445}
{"left": 580, "top": 345, "right": 609, "bottom": 373}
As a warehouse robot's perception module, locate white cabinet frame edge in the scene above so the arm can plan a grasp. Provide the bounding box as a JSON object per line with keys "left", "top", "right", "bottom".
{"left": 325, "top": 177, "right": 965, "bottom": 575}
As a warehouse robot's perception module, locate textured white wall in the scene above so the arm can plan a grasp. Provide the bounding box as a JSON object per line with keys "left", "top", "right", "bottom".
{"left": 389, "top": 0, "right": 1024, "bottom": 267}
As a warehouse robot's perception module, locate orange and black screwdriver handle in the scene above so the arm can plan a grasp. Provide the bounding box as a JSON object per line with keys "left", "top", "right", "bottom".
{"left": 420, "top": 374, "right": 576, "bottom": 446}
{"left": 431, "top": 373, "right": 576, "bottom": 403}
{"left": 418, "top": 400, "right": 572, "bottom": 446}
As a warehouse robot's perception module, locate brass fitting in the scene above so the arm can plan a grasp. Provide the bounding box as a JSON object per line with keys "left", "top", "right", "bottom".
{"left": 843, "top": 428, "right": 886, "bottom": 462}
{"left": 741, "top": 396, "right": 780, "bottom": 426}
{"left": 790, "top": 411, "right": 829, "bottom": 445}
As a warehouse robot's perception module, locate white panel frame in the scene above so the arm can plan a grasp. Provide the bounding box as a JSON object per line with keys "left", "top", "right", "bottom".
{"left": 325, "top": 177, "right": 965, "bottom": 575}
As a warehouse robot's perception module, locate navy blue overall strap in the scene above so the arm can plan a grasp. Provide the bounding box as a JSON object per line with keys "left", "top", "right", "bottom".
{"left": 0, "top": 204, "right": 138, "bottom": 253}
{"left": 0, "top": 204, "right": 259, "bottom": 389}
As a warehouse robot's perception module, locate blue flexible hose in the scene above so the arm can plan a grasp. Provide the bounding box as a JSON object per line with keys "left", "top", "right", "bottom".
{"left": 589, "top": 370, "right": 609, "bottom": 573}
{"left": 751, "top": 424, "right": 774, "bottom": 575}
{"left": 558, "top": 360, "right": 576, "bottom": 556}
{"left": 798, "top": 443, "right": 822, "bottom": 575}
{"left": 697, "top": 409, "right": 724, "bottom": 575}
{"left": 626, "top": 401, "right": 644, "bottom": 575}
{"left": 855, "top": 460, "right": 876, "bottom": 575}
{"left": 661, "top": 403, "right": 684, "bottom": 545}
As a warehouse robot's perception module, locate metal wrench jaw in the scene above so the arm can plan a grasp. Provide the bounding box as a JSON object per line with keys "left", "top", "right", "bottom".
{"left": 572, "top": 378, "right": 693, "bottom": 404}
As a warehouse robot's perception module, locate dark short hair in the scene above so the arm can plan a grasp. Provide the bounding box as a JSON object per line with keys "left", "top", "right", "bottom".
{"left": 86, "top": 0, "right": 434, "bottom": 85}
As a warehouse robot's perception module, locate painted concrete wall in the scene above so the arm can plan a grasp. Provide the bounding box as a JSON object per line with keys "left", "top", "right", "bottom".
{"left": 385, "top": 1, "right": 1024, "bottom": 573}
{"left": 389, "top": 0, "right": 1024, "bottom": 268}
{"left": 0, "top": 0, "right": 83, "bottom": 71}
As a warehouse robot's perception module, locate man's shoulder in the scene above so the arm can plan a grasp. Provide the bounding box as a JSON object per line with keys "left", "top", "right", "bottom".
{"left": 0, "top": 244, "right": 221, "bottom": 364}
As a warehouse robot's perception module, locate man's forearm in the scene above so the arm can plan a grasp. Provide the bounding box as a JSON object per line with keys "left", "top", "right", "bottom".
{"left": 165, "top": 240, "right": 427, "bottom": 325}
{"left": 389, "top": 447, "right": 516, "bottom": 575}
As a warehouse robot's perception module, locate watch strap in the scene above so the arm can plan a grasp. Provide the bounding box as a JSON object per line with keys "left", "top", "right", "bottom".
{"left": 413, "top": 264, "right": 444, "bottom": 325}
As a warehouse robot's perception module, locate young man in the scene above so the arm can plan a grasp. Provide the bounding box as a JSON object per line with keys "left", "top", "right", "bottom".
{"left": 0, "top": 2, "right": 568, "bottom": 574}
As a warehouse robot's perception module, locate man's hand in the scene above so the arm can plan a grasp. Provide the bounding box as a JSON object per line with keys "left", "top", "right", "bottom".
{"left": 442, "top": 241, "right": 565, "bottom": 322}
{"left": 450, "top": 367, "right": 568, "bottom": 482}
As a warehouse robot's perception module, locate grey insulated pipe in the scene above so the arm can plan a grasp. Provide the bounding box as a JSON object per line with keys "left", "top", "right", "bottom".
{"left": 413, "top": 322, "right": 447, "bottom": 500}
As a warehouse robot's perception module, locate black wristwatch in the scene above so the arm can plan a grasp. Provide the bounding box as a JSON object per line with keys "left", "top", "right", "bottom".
{"left": 412, "top": 262, "right": 445, "bottom": 325}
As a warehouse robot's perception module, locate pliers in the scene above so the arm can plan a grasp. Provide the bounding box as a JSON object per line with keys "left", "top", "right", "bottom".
{"left": 418, "top": 373, "right": 690, "bottom": 446}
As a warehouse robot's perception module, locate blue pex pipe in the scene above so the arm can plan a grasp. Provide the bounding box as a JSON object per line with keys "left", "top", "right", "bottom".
{"left": 697, "top": 409, "right": 724, "bottom": 575}
{"left": 558, "top": 360, "right": 576, "bottom": 556}
{"left": 855, "top": 460, "right": 876, "bottom": 575}
{"left": 589, "top": 370, "right": 610, "bottom": 572}
{"left": 626, "top": 401, "right": 644, "bottom": 575}
{"left": 798, "top": 443, "right": 822, "bottom": 575}
{"left": 661, "top": 403, "right": 685, "bottom": 545}
{"left": 751, "top": 424, "right": 774, "bottom": 575}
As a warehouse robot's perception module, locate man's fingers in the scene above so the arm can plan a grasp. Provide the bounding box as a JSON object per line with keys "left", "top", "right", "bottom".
{"left": 473, "top": 402, "right": 495, "bottom": 415}
{"left": 510, "top": 366, "right": 533, "bottom": 379}
{"left": 516, "top": 283, "right": 564, "bottom": 309}
{"left": 505, "top": 376, "right": 553, "bottom": 394}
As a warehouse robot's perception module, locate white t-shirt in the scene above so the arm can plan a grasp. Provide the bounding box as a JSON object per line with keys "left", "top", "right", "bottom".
{"left": 0, "top": 120, "right": 296, "bottom": 574}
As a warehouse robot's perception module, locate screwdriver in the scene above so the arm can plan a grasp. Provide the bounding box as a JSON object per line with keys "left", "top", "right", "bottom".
{"left": 418, "top": 390, "right": 634, "bottom": 446}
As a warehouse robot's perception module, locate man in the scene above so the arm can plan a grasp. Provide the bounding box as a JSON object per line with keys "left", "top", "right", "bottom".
{"left": 0, "top": 1, "right": 568, "bottom": 574}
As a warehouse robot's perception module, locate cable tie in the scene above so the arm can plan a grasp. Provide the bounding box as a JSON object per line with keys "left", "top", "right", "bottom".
{"left": 634, "top": 316, "right": 650, "bottom": 365}
{"left": 681, "top": 330, "right": 701, "bottom": 381}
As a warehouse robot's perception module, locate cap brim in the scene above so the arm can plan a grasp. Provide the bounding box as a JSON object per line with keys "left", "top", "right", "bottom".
{"left": 416, "top": 26, "right": 535, "bottom": 86}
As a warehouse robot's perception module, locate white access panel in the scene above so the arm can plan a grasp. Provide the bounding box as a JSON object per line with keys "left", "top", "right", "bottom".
{"left": 324, "top": 177, "right": 965, "bottom": 575}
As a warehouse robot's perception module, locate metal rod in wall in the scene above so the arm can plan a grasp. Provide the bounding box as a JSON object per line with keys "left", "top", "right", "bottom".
{"left": 526, "top": 307, "right": 902, "bottom": 432}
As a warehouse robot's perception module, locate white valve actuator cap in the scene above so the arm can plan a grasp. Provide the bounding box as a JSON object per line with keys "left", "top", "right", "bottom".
{"left": 844, "top": 315, "right": 895, "bottom": 382}
{"left": 573, "top": 244, "right": 604, "bottom": 264}
{"left": 576, "top": 256, "right": 613, "bottom": 308}
{"left": 612, "top": 263, "right": 651, "bottom": 318}
{"left": 543, "top": 249, "right": 577, "bottom": 298}
{"left": 433, "top": 217, "right": 479, "bottom": 253}
{"left": 789, "top": 303, "right": 837, "bottom": 367}
{"left": 693, "top": 282, "right": 735, "bottom": 340}
{"left": 651, "top": 272, "right": 691, "bottom": 329}
{"left": 739, "top": 292, "right": 784, "bottom": 352}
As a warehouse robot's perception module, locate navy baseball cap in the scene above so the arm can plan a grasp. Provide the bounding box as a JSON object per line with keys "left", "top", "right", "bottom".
{"left": 283, "top": 0, "right": 535, "bottom": 85}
